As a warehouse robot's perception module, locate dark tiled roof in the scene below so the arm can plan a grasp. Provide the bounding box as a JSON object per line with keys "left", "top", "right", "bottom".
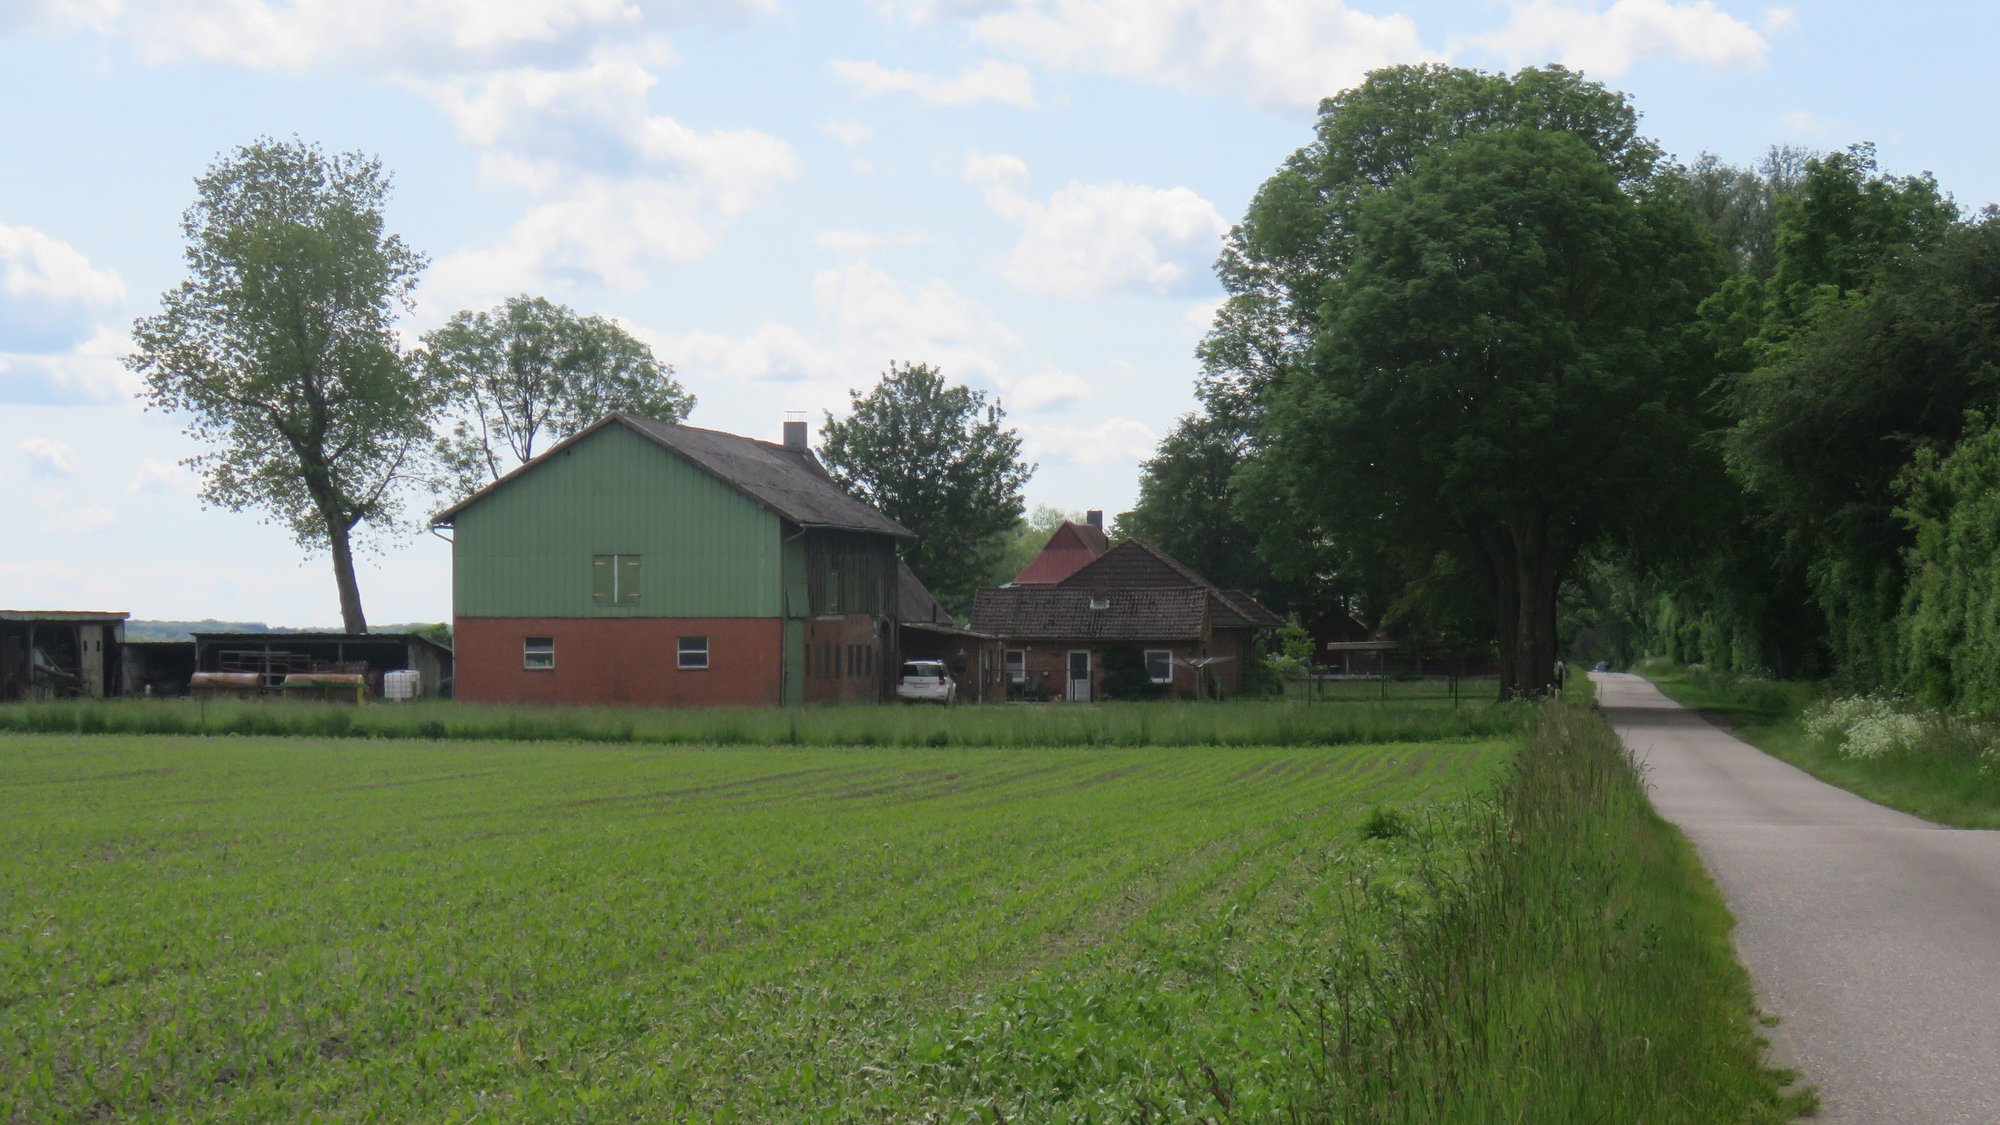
{"left": 1059, "top": 538, "right": 1210, "bottom": 589}
{"left": 1216, "top": 589, "right": 1284, "bottom": 629}
{"left": 1011, "top": 521, "right": 1110, "bottom": 584}
{"left": 971, "top": 587, "right": 1210, "bottom": 641}
{"left": 433, "top": 414, "right": 913, "bottom": 541}
{"left": 621, "top": 416, "right": 913, "bottom": 539}
{"left": 898, "top": 559, "right": 950, "bottom": 625}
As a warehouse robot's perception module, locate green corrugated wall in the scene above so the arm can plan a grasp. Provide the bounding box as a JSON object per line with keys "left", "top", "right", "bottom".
{"left": 452, "top": 424, "right": 784, "bottom": 618}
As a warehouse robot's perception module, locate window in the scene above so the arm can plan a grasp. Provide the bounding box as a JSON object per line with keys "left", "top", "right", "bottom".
{"left": 1145, "top": 650, "right": 1174, "bottom": 684}
{"left": 1005, "top": 649, "right": 1026, "bottom": 684}
{"left": 678, "top": 636, "right": 709, "bottom": 670}
{"left": 591, "top": 554, "right": 642, "bottom": 605}
{"left": 524, "top": 636, "right": 555, "bottom": 670}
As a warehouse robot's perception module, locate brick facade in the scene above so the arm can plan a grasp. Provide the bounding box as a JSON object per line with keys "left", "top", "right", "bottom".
{"left": 456, "top": 617, "right": 783, "bottom": 707}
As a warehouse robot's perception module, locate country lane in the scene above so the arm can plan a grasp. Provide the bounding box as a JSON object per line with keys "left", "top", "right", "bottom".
{"left": 1594, "top": 671, "right": 2000, "bottom": 1123}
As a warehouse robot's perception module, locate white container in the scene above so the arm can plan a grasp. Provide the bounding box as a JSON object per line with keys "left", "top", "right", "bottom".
{"left": 383, "top": 669, "right": 422, "bottom": 701}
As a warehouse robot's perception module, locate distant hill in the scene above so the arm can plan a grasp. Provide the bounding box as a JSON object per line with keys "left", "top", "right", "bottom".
{"left": 125, "top": 620, "right": 284, "bottom": 642}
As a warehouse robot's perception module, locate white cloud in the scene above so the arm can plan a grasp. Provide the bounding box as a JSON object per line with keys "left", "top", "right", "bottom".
{"left": 820, "top": 119, "right": 875, "bottom": 148}
{"left": 1183, "top": 297, "right": 1224, "bottom": 339}
{"left": 127, "top": 458, "right": 198, "bottom": 495}
{"left": 41, "top": 504, "right": 117, "bottom": 535}
{"left": 0, "top": 0, "right": 120, "bottom": 34}
{"left": 813, "top": 229, "right": 934, "bottom": 255}
{"left": 112, "top": 0, "right": 772, "bottom": 74}
{"left": 644, "top": 261, "right": 1025, "bottom": 421}
{"left": 995, "top": 366, "right": 1092, "bottom": 412}
{"left": 419, "top": 51, "right": 797, "bottom": 305}
{"left": 1022, "top": 416, "right": 1159, "bottom": 467}
{"left": 883, "top": 0, "right": 1436, "bottom": 110}
{"left": 0, "top": 326, "right": 141, "bottom": 405}
{"left": 0, "top": 223, "right": 127, "bottom": 352}
{"left": 1471, "top": 1, "right": 1775, "bottom": 75}
{"left": 828, "top": 57, "right": 1037, "bottom": 107}
{"left": 963, "top": 152, "right": 1228, "bottom": 298}
{"left": 20, "top": 437, "right": 76, "bottom": 477}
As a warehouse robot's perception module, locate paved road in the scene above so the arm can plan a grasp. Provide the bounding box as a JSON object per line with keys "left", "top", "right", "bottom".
{"left": 1593, "top": 673, "right": 2000, "bottom": 1123}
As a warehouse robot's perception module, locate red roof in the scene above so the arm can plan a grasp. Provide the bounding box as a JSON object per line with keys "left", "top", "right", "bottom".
{"left": 1010, "top": 520, "right": 1110, "bottom": 584}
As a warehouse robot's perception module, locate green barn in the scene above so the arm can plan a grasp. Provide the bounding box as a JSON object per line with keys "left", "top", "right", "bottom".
{"left": 431, "top": 415, "right": 913, "bottom": 707}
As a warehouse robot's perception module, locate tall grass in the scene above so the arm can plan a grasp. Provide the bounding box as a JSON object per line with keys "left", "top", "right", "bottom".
{"left": 0, "top": 696, "right": 1523, "bottom": 748}
{"left": 1265, "top": 701, "right": 1812, "bottom": 1121}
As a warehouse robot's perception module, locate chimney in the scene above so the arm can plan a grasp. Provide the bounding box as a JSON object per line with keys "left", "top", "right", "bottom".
{"left": 1086, "top": 509, "right": 1103, "bottom": 531}
{"left": 782, "top": 412, "right": 808, "bottom": 451}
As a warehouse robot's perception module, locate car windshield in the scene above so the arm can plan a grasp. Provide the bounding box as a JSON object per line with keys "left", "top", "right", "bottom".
{"left": 903, "top": 663, "right": 943, "bottom": 678}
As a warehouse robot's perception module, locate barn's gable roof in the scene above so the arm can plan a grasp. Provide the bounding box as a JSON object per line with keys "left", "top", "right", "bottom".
{"left": 432, "top": 413, "right": 914, "bottom": 540}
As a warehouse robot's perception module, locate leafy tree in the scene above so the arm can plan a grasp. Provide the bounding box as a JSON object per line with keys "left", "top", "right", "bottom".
{"left": 1239, "top": 107, "right": 1722, "bottom": 698}
{"left": 1898, "top": 406, "right": 2000, "bottom": 712}
{"left": 819, "top": 362, "right": 1034, "bottom": 613}
{"left": 128, "top": 138, "right": 432, "bottom": 634}
{"left": 423, "top": 295, "right": 694, "bottom": 499}
{"left": 1725, "top": 213, "right": 1996, "bottom": 688}
{"left": 1208, "top": 68, "right": 1728, "bottom": 692}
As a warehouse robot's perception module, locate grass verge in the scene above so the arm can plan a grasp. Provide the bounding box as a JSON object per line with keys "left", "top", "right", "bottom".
{"left": 1636, "top": 658, "right": 2000, "bottom": 829}
{"left": 0, "top": 695, "right": 1524, "bottom": 749}
{"left": 1268, "top": 698, "right": 1813, "bottom": 1121}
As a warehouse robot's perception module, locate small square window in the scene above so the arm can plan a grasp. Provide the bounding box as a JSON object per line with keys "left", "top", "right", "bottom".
{"left": 678, "top": 636, "right": 709, "bottom": 670}
{"left": 525, "top": 636, "right": 555, "bottom": 670}
{"left": 1145, "top": 649, "right": 1174, "bottom": 684}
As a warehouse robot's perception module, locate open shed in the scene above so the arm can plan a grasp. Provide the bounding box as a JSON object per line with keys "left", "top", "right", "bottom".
{"left": 0, "top": 610, "right": 129, "bottom": 700}
{"left": 191, "top": 632, "right": 454, "bottom": 698}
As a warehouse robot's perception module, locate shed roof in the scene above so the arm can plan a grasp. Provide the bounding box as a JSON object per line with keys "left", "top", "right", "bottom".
{"left": 431, "top": 413, "right": 914, "bottom": 541}
{"left": 0, "top": 610, "right": 129, "bottom": 624}
{"left": 191, "top": 631, "right": 455, "bottom": 657}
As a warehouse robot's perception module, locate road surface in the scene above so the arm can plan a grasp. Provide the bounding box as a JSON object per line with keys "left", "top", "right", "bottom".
{"left": 1594, "top": 672, "right": 2000, "bottom": 1124}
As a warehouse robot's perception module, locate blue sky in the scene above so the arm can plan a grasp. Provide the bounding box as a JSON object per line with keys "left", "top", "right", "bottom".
{"left": 3, "top": 0, "right": 1994, "bottom": 627}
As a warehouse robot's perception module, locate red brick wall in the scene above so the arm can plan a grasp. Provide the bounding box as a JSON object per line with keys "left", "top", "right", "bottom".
{"left": 456, "top": 617, "right": 782, "bottom": 707}
{"left": 999, "top": 634, "right": 1266, "bottom": 701}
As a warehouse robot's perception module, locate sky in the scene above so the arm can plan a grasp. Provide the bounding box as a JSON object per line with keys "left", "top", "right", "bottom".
{"left": 3, "top": 0, "right": 1996, "bottom": 628}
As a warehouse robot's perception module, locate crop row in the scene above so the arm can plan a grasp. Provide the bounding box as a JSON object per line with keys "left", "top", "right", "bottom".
{"left": 0, "top": 734, "right": 1505, "bottom": 1122}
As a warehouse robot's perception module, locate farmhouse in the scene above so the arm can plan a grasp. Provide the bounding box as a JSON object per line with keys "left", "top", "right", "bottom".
{"left": 432, "top": 414, "right": 913, "bottom": 707}
{"left": 972, "top": 538, "right": 1281, "bottom": 701}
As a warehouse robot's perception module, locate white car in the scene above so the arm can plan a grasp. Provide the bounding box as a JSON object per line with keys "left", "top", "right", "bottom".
{"left": 896, "top": 660, "right": 956, "bottom": 704}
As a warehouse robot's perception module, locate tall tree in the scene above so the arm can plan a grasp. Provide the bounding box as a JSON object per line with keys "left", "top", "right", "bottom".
{"left": 819, "top": 362, "right": 1033, "bottom": 614}
{"left": 1229, "top": 76, "right": 1723, "bottom": 698}
{"left": 128, "top": 138, "right": 432, "bottom": 633}
{"left": 423, "top": 295, "right": 694, "bottom": 500}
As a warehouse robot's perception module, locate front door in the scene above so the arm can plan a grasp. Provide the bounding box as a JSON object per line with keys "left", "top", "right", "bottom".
{"left": 1067, "top": 649, "right": 1092, "bottom": 702}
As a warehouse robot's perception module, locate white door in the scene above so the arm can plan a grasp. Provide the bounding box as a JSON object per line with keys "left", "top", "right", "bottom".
{"left": 1066, "top": 649, "right": 1092, "bottom": 702}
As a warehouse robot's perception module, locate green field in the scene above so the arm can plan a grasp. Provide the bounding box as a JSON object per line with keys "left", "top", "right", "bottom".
{"left": 0, "top": 733, "right": 1507, "bottom": 1122}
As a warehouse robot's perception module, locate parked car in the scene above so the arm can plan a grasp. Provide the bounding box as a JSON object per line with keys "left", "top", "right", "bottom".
{"left": 896, "top": 660, "right": 955, "bottom": 704}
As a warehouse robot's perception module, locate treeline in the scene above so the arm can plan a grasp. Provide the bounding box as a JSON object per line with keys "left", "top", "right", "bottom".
{"left": 1569, "top": 146, "right": 2000, "bottom": 712}
{"left": 1119, "top": 64, "right": 1999, "bottom": 706}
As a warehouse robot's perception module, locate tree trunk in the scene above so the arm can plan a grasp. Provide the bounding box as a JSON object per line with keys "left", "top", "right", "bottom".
{"left": 328, "top": 520, "right": 369, "bottom": 634}
{"left": 1483, "top": 517, "right": 1563, "bottom": 701}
